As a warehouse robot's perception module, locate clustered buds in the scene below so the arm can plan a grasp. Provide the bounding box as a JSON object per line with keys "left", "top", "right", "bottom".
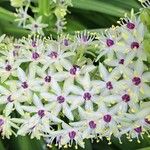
{"left": 12, "top": 0, "right": 72, "bottom": 34}
{"left": 0, "top": 9, "right": 150, "bottom": 149}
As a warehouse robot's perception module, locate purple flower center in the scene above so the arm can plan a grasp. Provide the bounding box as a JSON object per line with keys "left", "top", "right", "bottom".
{"left": 48, "top": 51, "right": 58, "bottom": 59}
{"left": 89, "top": 121, "right": 96, "bottom": 129}
{"left": 106, "top": 39, "right": 114, "bottom": 47}
{"left": 144, "top": 118, "right": 150, "bottom": 124}
{"left": 131, "top": 42, "right": 139, "bottom": 49}
{"left": 103, "top": 114, "right": 112, "bottom": 123}
{"left": 69, "top": 65, "right": 80, "bottom": 75}
{"left": 119, "top": 59, "right": 125, "bottom": 65}
{"left": 44, "top": 75, "right": 51, "bottom": 83}
{"left": 132, "top": 77, "right": 141, "bottom": 86}
{"left": 13, "top": 50, "right": 18, "bottom": 57}
{"left": 69, "top": 131, "right": 76, "bottom": 139}
{"left": 122, "top": 94, "right": 130, "bottom": 102}
{"left": 127, "top": 22, "right": 135, "bottom": 29}
{"left": 5, "top": 64, "right": 12, "bottom": 71}
{"left": 57, "top": 96, "right": 65, "bottom": 104}
{"left": 32, "top": 41, "right": 37, "bottom": 47}
{"left": 21, "top": 82, "right": 28, "bottom": 89}
{"left": 0, "top": 119, "right": 4, "bottom": 126}
{"left": 106, "top": 81, "right": 113, "bottom": 90}
{"left": 64, "top": 39, "right": 69, "bottom": 46}
{"left": 32, "top": 52, "right": 40, "bottom": 60}
{"left": 7, "top": 95, "right": 14, "bottom": 102}
{"left": 37, "top": 109, "right": 45, "bottom": 118}
{"left": 134, "top": 126, "right": 142, "bottom": 134}
{"left": 34, "top": 24, "right": 38, "bottom": 28}
{"left": 14, "top": 45, "right": 20, "bottom": 49}
{"left": 82, "top": 35, "right": 88, "bottom": 43}
{"left": 83, "top": 92, "right": 92, "bottom": 100}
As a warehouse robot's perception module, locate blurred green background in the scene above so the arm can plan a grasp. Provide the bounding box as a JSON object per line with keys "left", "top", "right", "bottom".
{"left": 0, "top": 0, "right": 141, "bottom": 37}
{"left": 0, "top": 0, "right": 150, "bottom": 150}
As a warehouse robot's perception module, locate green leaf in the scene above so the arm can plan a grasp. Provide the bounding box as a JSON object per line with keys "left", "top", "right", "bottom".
{"left": 0, "top": 140, "right": 5, "bottom": 150}
{"left": 137, "top": 147, "right": 150, "bottom": 150}
{"left": 72, "top": 0, "right": 130, "bottom": 17}
{"left": 0, "top": 7, "right": 16, "bottom": 22}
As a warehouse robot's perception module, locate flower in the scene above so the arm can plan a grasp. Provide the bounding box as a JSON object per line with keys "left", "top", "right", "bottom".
{"left": 43, "top": 40, "right": 75, "bottom": 71}
{"left": 104, "top": 51, "right": 136, "bottom": 76}
{"left": 41, "top": 79, "right": 74, "bottom": 120}
{"left": 93, "top": 63, "right": 125, "bottom": 96}
{"left": 16, "top": 65, "right": 40, "bottom": 100}
{"left": 18, "top": 94, "right": 62, "bottom": 139}
{"left": 96, "top": 27, "right": 121, "bottom": 61}
{"left": 0, "top": 115, "right": 19, "bottom": 139}
{"left": 69, "top": 73, "right": 100, "bottom": 111}
{"left": 125, "top": 59, "right": 150, "bottom": 101}
{"left": 75, "top": 30, "right": 96, "bottom": 46}
{"left": 0, "top": 84, "right": 27, "bottom": 116}
{"left": 45, "top": 123, "right": 85, "bottom": 149}
{"left": 35, "top": 66, "right": 65, "bottom": 92}
{"left": 25, "top": 16, "right": 48, "bottom": 35}
{"left": 15, "top": 5, "right": 30, "bottom": 27}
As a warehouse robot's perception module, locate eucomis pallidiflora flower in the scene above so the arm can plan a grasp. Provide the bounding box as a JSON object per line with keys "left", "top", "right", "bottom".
{"left": 0, "top": 8, "right": 149, "bottom": 149}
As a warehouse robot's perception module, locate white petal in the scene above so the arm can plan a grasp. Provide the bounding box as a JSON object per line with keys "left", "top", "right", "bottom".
{"left": 69, "top": 85, "right": 83, "bottom": 95}
{"left": 33, "top": 94, "right": 43, "bottom": 107}
{"left": 85, "top": 101, "right": 93, "bottom": 111}
{"left": 22, "top": 106, "right": 37, "bottom": 112}
{"left": 5, "top": 102, "right": 14, "bottom": 116}
{"left": 99, "top": 63, "right": 108, "bottom": 80}
{"left": 60, "top": 59, "right": 72, "bottom": 70}
{"left": 63, "top": 103, "right": 74, "bottom": 120}
{"left": 0, "top": 85, "right": 9, "bottom": 95}
{"left": 29, "top": 63, "right": 36, "bottom": 79}
{"left": 51, "top": 80, "right": 61, "bottom": 95}
{"left": 14, "top": 102, "right": 24, "bottom": 116}
{"left": 134, "top": 59, "right": 143, "bottom": 76}
{"left": 40, "top": 93, "right": 56, "bottom": 101}
{"left": 17, "top": 67, "right": 26, "bottom": 82}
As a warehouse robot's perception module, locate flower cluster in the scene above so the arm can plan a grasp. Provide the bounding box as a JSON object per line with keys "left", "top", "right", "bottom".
{"left": 11, "top": 0, "right": 72, "bottom": 34}
{"left": 0, "top": 10, "right": 150, "bottom": 149}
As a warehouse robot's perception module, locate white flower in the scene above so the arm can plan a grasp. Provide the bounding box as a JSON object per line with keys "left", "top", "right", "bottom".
{"left": 0, "top": 115, "right": 19, "bottom": 139}
{"left": 19, "top": 36, "right": 47, "bottom": 64}
{"left": 18, "top": 94, "right": 62, "bottom": 139}
{"left": 45, "top": 123, "right": 85, "bottom": 149}
{"left": 93, "top": 63, "right": 125, "bottom": 96}
{"left": 41, "top": 79, "right": 74, "bottom": 120}
{"left": 0, "top": 57, "right": 19, "bottom": 82}
{"left": 25, "top": 16, "right": 48, "bottom": 35}
{"left": 43, "top": 41, "right": 74, "bottom": 71}
{"left": 96, "top": 27, "right": 122, "bottom": 61}
{"left": 15, "top": 6, "right": 30, "bottom": 27}
{"left": 125, "top": 59, "right": 150, "bottom": 101}
{"left": 69, "top": 73, "right": 100, "bottom": 111}
{"left": 0, "top": 84, "right": 27, "bottom": 116}
{"left": 35, "top": 66, "right": 64, "bottom": 92}
{"left": 54, "top": 63, "right": 96, "bottom": 82}
{"left": 118, "top": 11, "right": 145, "bottom": 37}
{"left": 102, "top": 90, "right": 140, "bottom": 114}
{"left": 75, "top": 30, "right": 96, "bottom": 46}
{"left": 104, "top": 51, "right": 136, "bottom": 76}
{"left": 16, "top": 65, "right": 40, "bottom": 100}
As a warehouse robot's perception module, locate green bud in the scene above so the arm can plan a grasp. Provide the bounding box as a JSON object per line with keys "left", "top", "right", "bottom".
{"left": 54, "top": 7, "right": 67, "bottom": 18}
{"left": 10, "top": 0, "right": 25, "bottom": 7}
{"left": 140, "top": 8, "right": 150, "bottom": 30}
{"left": 143, "top": 36, "right": 150, "bottom": 62}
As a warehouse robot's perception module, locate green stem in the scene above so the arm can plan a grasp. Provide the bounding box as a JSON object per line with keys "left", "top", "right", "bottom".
{"left": 38, "top": 0, "right": 50, "bottom": 23}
